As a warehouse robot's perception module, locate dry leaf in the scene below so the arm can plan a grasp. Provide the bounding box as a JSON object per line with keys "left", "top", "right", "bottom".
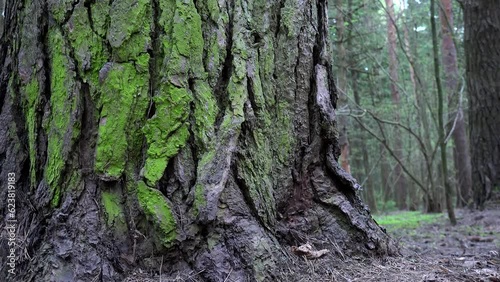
{"left": 291, "top": 243, "right": 330, "bottom": 259}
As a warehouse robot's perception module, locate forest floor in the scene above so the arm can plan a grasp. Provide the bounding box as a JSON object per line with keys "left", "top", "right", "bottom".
{"left": 280, "top": 201, "right": 500, "bottom": 282}
{"left": 127, "top": 202, "right": 499, "bottom": 281}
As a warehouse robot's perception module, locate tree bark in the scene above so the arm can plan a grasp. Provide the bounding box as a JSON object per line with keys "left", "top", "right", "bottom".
{"left": 463, "top": 0, "right": 500, "bottom": 209}
{"left": 385, "top": 0, "right": 407, "bottom": 210}
{"left": 0, "top": 0, "right": 5, "bottom": 35}
{"left": 0, "top": 0, "right": 396, "bottom": 281}
{"left": 439, "top": 0, "right": 472, "bottom": 208}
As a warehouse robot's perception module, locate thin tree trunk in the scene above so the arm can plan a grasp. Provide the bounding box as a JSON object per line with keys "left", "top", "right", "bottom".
{"left": 345, "top": 0, "right": 376, "bottom": 213}
{"left": 402, "top": 13, "right": 418, "bottom": 211}
{"left": 385, "top": 0, "right": 407, "bottom": 210}
{"left": 402, "top": 3, "right": 439, "bottom": 212}
{"left": 352, "top": 70, "right": 377, "bottom": 213}
{"left": 335, "top": 0, "right": 351, "bottom": 173}
{"left": 463, "top": 0, "right": 500, "bottom": 210}
{"left": 0, "top": 0, "right": 396, "bottom": 281}
{"left": 439, "top": 0, "right": 472, "bottom": 208}
{"left": 430, "top": 0, "right": 456, "bottom": 225}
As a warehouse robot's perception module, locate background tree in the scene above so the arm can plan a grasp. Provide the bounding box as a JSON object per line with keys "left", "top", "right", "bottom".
{"left": 385, "top": 0, "right": 408, "bottom": 210}
{"left": 430, "top": 0, "right": 456, "bottom": 225}
{"left": 335, "top": 0, "right": 351, "bottom": 174}
{"left": 328, "top": 0, "right": 476, "bottom": 216}
{"left": 0, "top": 0, "right": 396, "bottom": 281}
{"left": 463, "top": 0, "right": 500, "bottom": 209}
{"left": 439, "top": 0, "right": 472, "bottom": 208}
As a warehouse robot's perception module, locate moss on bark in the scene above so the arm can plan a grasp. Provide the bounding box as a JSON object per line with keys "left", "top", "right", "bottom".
{"left": 101, "top": 191, "right": 126, "bottom": 229}
{"left": 95, "top": 62, "right": 149, "bottom": 180}
{"left": 137, "top": 181, "right": 177, "bottom": 248}
{"left": 46, "top": 28, "right": 80, "bottom": 207}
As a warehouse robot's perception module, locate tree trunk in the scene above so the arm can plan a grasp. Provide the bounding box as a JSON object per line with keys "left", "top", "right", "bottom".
{"left": 430, "top": 0, "right": 456, "bottom": 225}
{"left": 439, "top": 0, "right": 472, "bottom": 208}
{"left": 0, "top": 0, "right": 396, "bottom": 281}
{"left": 344, "top": 0, "right": 375, "bottom": 213}
{"left": 0, "top": 0, "right": 5, "bottom": 35}
{"left": 463, "top": 0, "right": 500, "bottom": 209}
{"left": 335, "top": 0, "right": 351, "bottom": 174}
{"left": 385, "top": 0, "right": 407, "bottom": 210}
{"left": 352, "top": 70, "right": 377, "bottom": 213}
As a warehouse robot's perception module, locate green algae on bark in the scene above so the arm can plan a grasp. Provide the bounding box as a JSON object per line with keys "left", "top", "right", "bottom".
{"left": 46, "top": 28, "right": 80, "bottom": 207}
{"left": 141, "top": 0, "right": 209, "bottom": 185}
{"left": 95, "top": 62, "right": 149, "bottom": 180}
{"left": 142, "top": 84, "right": 191, "bottom": 185}
{"left": 137, "top": 181, "right": 177, "bottom": 248}
{"left": 23, "top": 79, "right": 40, "bottom": 188}
{"left": 101, "top": 191, "right": 126, "bottom": 228}
{"left": 65, "top": 4, "right": 108, "bottom": 87}
{"left": 107, "top": 0, "right": 151, "bottom": 59}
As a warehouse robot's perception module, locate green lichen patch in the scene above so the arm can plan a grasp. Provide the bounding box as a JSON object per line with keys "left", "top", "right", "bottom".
{"left": 195, "top": 0, "right": 228, "bottom": 86}
{"left": 192, "top": 80, "right": 218, "bottom": 152}
{"left": 281, "top": 0, "right": 300, "bottom": 37}
{"left": 113, "top": 30, "right": 152, "bottom": 63}
{"left": 237, "top": 129, "right": 276, "bottom": 227}
{"left": 142, "top": 84, "right": 191, "bottom": 185}
{"left": 48, "top": 0, "right": 78, "bottom": 24}
{"left": 66, "top": 4, "right": 108, "bottom": 87}
{"left": 23, "top": 79, "right": 40, "bottom": 188}
{"left": 106, "top": 0, "right": 151, "bottom": 62}
{"left": 90, "top": 0, "right": 110, "bottom": 38}
{"left": 101, "top": 191, "right": 126, "bottom": 228}
{"left": 45, "top": 28, "right": 80, "bottom": 207}
{"left": 137, "top": 181, "right": 177, "bottom": 248}
{"left": 158, "top": 0, "right": 205, "bottom": 75}
{"left": 273, "top": 102, "right": 294, "bottom": 165}
{"left": 193, "top": 183, "right": 206, "bottom": 216}
{"left": 140, "top": 0, "right": 209, "bottom": 185}
{"left": 107, "top": 0, "right": 150, "bottom": 50}
{"left": 192, "top": 67, "right": 248, "bottom": 220}
{"left": 95, "top": 62, "right": 149, "bottom": 180}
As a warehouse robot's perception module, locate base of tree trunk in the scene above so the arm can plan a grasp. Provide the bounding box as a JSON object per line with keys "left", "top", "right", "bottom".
{"left": 0, "top": 0, "right": 397, "bottom": 281}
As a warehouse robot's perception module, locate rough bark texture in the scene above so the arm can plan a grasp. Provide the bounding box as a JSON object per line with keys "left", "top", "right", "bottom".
{"left": 0, "top": 0, "right": 396, "bottom": 281}
{"left": 440, "top": 0, "right": 472, "bottom": 208}
{"left": 0, "top": 0, "right": 5, "bottom": 35}
{"left": 385, "top": 0, "right": 407, "bottom": 210}
{"left": 463, "top": 0, "right": 500, "bottom": 209}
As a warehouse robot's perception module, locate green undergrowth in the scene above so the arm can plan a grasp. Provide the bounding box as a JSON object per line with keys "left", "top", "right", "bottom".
{"left": 373, "top": 211, "right": 444, "bottom": 231}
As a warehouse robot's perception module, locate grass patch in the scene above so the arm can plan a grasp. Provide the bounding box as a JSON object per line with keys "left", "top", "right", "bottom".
{"left": 373, "top": 211, "right": 444, "bottom": 231}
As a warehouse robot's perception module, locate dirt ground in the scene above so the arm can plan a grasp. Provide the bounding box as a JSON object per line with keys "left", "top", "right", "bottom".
{"left": 278, "top": 202, "right": 500, "bottom": 282}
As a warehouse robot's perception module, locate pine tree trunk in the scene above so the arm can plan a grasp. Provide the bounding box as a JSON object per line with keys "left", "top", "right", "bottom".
{"left": 352, "top": 70, "right": 377, "bottom": 213}
{"left": 430, "top": 0, "right": 456, "bottom": 225}
{"left": 0, "top": 0, "right": 396, "bottom": 281}
{"left": 334, "top": 0, "right": 351, "bottom": 174}
{"left": 439, "top": 0, "right": 472, "bottom": 208}
{"left": 463, "top": 0, "right": 500, "bottom": 209}
{"left": 385, "top": 0, "right": 407, "bottom": 210}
